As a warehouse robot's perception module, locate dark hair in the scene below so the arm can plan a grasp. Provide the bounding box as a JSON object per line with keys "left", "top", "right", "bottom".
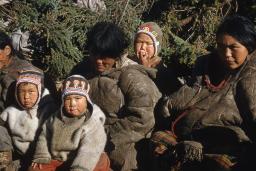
{"left": 86, "top": 22, "right": 129, "bottom": 59}
{"left": 216, "top": 15, "right": 256, "bottom": 53}
{"left": 0, "top": 31, "right": 13, "bottom": 51}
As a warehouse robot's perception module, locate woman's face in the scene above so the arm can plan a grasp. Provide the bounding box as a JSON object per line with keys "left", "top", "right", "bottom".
{"left": 217, "top": 34, "right": 249, "bottom": 70}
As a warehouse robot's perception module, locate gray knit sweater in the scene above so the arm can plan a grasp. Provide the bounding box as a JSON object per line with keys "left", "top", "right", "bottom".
{"left": 33, "top": 104, "right": 106, "bottom": 171}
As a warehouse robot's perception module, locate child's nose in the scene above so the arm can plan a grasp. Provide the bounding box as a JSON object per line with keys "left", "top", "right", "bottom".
{"left": 70, "top": 99, "right": 76, "bottom": 106}
{"left": 141, "top": 43, "right": 147, "bottom": 49}
{"left": 24, "top": 92, "right": 30, "bottom": 99}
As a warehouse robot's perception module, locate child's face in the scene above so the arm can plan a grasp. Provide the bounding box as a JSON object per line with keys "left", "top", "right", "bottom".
{"left": 17, "top": 83, "right": 39, "bottom": 109}
{"left": 134, "top": 33, "right": 155, "bottom": 63}
{"left": 64, "top": 95, "right": 87, "bottom": 117}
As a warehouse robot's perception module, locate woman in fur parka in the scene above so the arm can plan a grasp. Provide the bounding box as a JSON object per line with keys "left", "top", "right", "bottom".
{"left": 151, "top": 15, "right": 256, "bottom": 171}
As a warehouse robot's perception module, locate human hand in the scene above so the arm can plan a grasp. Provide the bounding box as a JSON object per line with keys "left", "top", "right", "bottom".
{"left": 137, "top": 50, "right": 151, "bottom": 67}
{"left": 31, "top": 162, "right": 43, "bottom": 170}
{"left": 153, "top": 143, "right": 168, "bottom": 156}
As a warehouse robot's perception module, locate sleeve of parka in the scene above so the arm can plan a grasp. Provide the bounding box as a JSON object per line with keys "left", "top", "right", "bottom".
{"left": 161, "top": 54, "right": 208, "bottom": 118}
{"left": 235, "top": 63, "right": 256, "bottom": 142}
{"left": 33, "top": 118, "right": 52, "bottom": 164}
{"left": 108, "top": 68, "right": 161, "bottom": 145}
{"left": 160, "top": 83, "right": 202, "bottom": 118}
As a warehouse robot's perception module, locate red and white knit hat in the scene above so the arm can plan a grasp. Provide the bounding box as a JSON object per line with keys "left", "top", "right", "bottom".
{"left": 136, "top": 22, "right": 163, "bottom": 56}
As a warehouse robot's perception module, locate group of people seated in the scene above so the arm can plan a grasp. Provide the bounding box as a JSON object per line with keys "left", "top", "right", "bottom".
{"left": 0, "top": 14, "right": 256, "bottom": 171}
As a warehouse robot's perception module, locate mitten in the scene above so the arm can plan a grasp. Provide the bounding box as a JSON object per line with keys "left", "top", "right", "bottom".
{"left": 175, "top": 140, "right": 203, "bottom": 163}
{"left": 150, "top": 131, "right": 178, "bottom": 156}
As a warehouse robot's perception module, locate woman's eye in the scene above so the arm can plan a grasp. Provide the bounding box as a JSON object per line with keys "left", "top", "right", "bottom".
{"left": 230, "top": 45, "right": 240, "bottom": 50}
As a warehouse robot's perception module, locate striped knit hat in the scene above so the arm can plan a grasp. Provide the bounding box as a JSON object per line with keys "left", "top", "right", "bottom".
{"left": 16, "top": 70, "right": 44, "bottom": 108}
{"left": 136, "top": 22, "right": 163, "bottom": 56}
{"left": 62, "top": 75, "right": 93, "bottom": 106}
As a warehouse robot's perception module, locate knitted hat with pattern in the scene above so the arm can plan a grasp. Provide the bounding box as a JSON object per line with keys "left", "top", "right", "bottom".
{"left": 136, "top": 22, "right": 163, "bottom": 56}
{"left": 16, "top": 70, "right": 44, "bottom": 108}
{"left": 62, "top": 75, "right": 93, "bottom": 106}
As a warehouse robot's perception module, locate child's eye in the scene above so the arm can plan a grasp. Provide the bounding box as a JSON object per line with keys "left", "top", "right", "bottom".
{"left": 65, "top": 97, "right": 71, "bottom": 101}
{"left": 146, "top": 42, "right": 154, "bottom": 46}
{"left": 136, "top": 41, "right": 153, "bottom": 46}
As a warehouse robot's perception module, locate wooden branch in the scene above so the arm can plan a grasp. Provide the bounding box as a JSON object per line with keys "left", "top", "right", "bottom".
{"left": 179, "top": 16, "right": 194, "bottom": 26}
{"left": 118, "top": 0, "right": 130, "bottom": 25}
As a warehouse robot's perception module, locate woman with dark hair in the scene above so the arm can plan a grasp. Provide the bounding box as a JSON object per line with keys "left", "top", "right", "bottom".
{"left": 71, "top": 21, "right": 137, "bottom": 79}
{"left": 150, "top": 15, "right": 256, "bottom": 171}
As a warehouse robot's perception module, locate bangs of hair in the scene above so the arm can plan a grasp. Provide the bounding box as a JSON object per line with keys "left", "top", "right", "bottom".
{"left": 216, "top": 15, "right": 256, "bottom": 53}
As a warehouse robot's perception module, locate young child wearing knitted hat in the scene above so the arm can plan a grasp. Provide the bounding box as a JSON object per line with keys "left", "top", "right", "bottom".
{"left": 30, "top": 75, "right": 109, "bottom": 171}
{"left": 0, "top": 70, "right": 56, "bottom": 170}
{"left": 134, "top": 22, "right": 163, "bottom": 68}
{"left": 133, "top": 22, "right": 182, "bottom": 96}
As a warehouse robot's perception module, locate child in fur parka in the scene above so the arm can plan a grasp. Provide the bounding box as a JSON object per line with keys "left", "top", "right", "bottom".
{"left": 0, "top": 70, "right": 56, "bottom": 170}
{"left": 30, "top": 75, "right": 109, "bottom": 171}
{"left": 132, "top": 22, "right": 181, "bottom": 96}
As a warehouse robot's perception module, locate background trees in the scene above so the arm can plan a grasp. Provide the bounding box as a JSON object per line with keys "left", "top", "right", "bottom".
{"left": 0, "top": 0, "right": 256, "bottom": 81}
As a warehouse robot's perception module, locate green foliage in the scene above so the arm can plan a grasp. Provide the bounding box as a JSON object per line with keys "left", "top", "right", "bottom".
{"left": 1, "top": 0, "right": 156, "bottom": 80}
{"left": 155, "top": 0, "right": 239, "bottom": 72}
{"left": 1, "top": 0, "right": 255, "bottom": 80}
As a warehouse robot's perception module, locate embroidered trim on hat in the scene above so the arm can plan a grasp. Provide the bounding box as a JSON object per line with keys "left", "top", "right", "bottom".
{"left": 63, "top": 88, "right": 88, "bottom": 97}
{"left": 61, "top": 75, "right": 93, "bottom": 107}
{"left": 16, "top": 76, "right": 41, "bottom": 86}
